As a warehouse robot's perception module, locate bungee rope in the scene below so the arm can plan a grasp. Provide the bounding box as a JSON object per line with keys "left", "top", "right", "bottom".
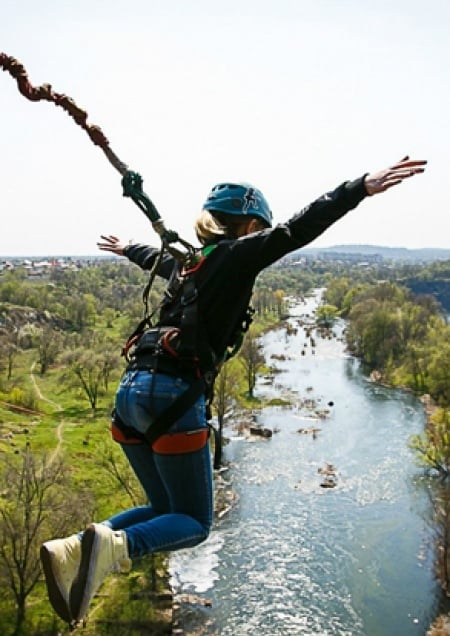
{"left": 1, "top": 53, "right": 226, "bottom": 467}
{"left": 0, "top": 52, "right": 194, "bottom": 261}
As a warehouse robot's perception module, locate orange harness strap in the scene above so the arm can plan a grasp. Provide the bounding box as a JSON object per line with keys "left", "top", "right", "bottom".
{"left": 111, "top": 423, "right": 209, "bottom": 455}
{"left": 111, "top": 423, "right": 144, "bottom": 445}
{"left": 152, "top": 429, "right": 209, "bottom": 454}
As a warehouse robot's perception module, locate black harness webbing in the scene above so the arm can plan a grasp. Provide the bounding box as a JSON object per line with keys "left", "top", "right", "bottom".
{"left": 143, "top": 375, "right": 206, "bottom": 447}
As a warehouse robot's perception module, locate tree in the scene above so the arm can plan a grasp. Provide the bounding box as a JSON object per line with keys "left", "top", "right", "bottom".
{"left": 273, "top": 289, "right": 286, "bottom": 318}
{"left": 212, "top": 362, "right": 240, "bottom": 464}
{"left": 103, "top": 307, "right": 116, "bottom": 328}
{"left": 97, "top": 441, "right": 166, "bottom": 603}
{"left": 0, "top": 447, "right": 93, "bottom": 634}
{"left": 402, "top": 344, "right": 428, "bottom": 393}
{"left": 347, "top": 300, "right": 401, "bottom": 369}
{"left": 37, "top": 326, "right": 62, "bottom": 375}
{"left": 427, "top": 484, "right": 450, "bottom": 595}
{"left": 426, "top": 343, "right": 450, "bottom": 407}
{"left": 411, "top": 427, "right": 450, "bottom": 595}
{"left": 238, "top": 329, "right": 265, "bottom": 398}
{"left": 0, "top": 337, "right": 18, "bottom": 380}
{"left": 323, "top": 277, "right": 352, "bottom": 311}
{"left": 64, "top": 293, "right": 97, "bottom": 330}
{"left": 61, "top": 347, "right": 120, "bottom": 411}
{"left": 252, "top": 286, "right": 272, "bottom": 315}
{"left": 100, "top": 350, "right": 121, "bottom": 392}
{"left": 99, "top": 441, "right": 145, "bottom": 507}
{"left": 409, "top": 408, "right": 450, "bottom": 479}
{"left": 17, "top": 323, "right": 40, "bottom": 350}
{"left": 315, "top": 304, "right": 338, "bottom": 328}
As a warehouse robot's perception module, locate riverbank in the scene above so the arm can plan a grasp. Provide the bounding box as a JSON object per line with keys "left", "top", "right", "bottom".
{"left": 168, "top": 292, "right": 442, "bottom": 635}
{"left": 370, "top": 368, "right": 440, "bottom": 421}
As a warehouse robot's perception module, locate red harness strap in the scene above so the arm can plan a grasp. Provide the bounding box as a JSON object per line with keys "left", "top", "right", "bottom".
{"left": 111, "top": 423, "right": 209, "bottom": 455}
{"left": 152, "top": 429, "right": 209, "bottom": 454}
{"left": 111, "top": 423, "right": 144, "bottom": 445}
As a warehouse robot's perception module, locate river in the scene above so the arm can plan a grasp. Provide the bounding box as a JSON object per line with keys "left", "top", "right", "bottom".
{"left": 170, "top": 291, "right": 447, "bottom": 635}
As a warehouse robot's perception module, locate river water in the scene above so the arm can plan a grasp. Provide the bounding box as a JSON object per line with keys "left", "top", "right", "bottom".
{"left": 170, "top": 291, "right": 447, "bottom": 635}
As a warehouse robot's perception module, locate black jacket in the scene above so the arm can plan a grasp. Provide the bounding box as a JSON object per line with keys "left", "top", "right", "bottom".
{"left": 124, "top": 176, "right": 367, "bottom": 363}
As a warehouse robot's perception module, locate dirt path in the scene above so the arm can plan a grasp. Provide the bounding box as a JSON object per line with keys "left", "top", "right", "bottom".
{"left": 30, "top": 361, "right": 64, "bottom": 463}
{"left": 30, "top": 362, "right": 62, "bottom": 410}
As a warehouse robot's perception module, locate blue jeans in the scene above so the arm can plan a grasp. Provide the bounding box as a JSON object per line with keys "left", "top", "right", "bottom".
{"left": 107, "top": 370, "right": 213, "bottom": 557}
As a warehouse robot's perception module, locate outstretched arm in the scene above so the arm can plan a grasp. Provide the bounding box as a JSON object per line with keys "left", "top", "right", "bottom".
{"left": 235, "top": 154, "right": 427, "bottom": 273}
{"left": 97, "top": 235, "right": 127, "bottom": 256}
{"left": 98, "top": 235, "right": 176, "bottom": 277}
{"left": 364, "top": 156, "right": 426, "bottom": 196}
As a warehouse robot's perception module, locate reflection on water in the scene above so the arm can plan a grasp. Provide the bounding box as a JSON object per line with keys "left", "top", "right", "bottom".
{"left": 170, "top": 293, "right": 444, "bottom": 635}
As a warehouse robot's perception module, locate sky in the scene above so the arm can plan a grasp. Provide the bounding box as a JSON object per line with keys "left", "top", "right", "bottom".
{"left": 1, "top": 0, "right": 449, "bottom": 256}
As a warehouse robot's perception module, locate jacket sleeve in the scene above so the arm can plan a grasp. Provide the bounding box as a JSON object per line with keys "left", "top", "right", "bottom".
{"left": 228, "top": 176, "right": 368, "bottom": 274}
{"left": 123, "top": 243, "right": 176, "bottom": 280}
{"left": 287, "top": 176, "right": 368, "bottom": 245}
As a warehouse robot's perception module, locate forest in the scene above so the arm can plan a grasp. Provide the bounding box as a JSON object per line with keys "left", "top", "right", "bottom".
{"left": 0, "top": 257, "right": 292, "bottom": 635}
{"left": 1, "top": 254, "right": 450, "bottom": 634}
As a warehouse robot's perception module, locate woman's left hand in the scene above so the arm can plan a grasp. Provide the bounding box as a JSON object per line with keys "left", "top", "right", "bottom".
{"left": 364, "top": 156, "right": 427, "bottom": 196}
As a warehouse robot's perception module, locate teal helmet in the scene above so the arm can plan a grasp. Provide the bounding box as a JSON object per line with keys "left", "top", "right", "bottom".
{"left": 203, "top": 182, "right": 272, "bottom": 228}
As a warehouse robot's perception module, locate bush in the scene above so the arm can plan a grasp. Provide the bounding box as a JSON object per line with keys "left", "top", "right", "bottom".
{"left": 7, "top": 386, "right": 39, "bottom": 411}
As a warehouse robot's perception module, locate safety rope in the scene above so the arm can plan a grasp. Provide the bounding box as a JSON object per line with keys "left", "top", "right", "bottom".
{"left": 0, "top": 52, "right": 194, "bottom": 260}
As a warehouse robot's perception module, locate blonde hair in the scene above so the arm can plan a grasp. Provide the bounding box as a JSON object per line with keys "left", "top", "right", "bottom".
{"left": 194, "top": 210, "right": 227, "bottom": 245}
{"left": 194, "top": 210, "right": 265, "bottom": 245}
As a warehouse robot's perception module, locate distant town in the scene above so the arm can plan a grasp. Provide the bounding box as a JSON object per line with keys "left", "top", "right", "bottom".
{"left": 2, "top": 244, "right": 450, "bottom": 278}
{"left": 0, "top": 255, "right": 109, "bottom": 276}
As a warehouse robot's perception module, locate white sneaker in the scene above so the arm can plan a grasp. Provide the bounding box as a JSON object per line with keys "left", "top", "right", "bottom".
{"left": 40, "top": 534, "right": 81, "bottom": 623}
{"left": 69, "top": 523, "right": 131, "bottom": 622}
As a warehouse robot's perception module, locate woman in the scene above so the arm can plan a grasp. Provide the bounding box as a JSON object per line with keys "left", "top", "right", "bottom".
{"left": 40, "top": 156, "right": 426, "bottom": 624}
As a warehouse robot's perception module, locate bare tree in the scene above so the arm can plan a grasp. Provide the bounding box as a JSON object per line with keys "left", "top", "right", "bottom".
{"left": 0, "top": 337, "right": 18, "bottom": 380}
{"left": 99, "top": 440, "right": 146, "bottom": 507}
{"left": 61, "top": 347, "right": 120, "bottom": 411}
{"left": 98, "top": 441, "right": 165, "bottom": 599}
{"left": 101, "top": 350, "right": 121, "bottom": 392}
{"left": 0, "top": 447, "right": 94, "bottom": 634}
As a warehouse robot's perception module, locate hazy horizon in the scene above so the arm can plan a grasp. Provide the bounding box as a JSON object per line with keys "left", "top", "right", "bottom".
{"left": 3, "top": 243, "right": 450, "bottom": 260}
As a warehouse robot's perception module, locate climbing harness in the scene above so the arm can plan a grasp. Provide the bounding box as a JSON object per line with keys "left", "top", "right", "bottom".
{"left": 117, "top": 243, "right": 222, "bottom": 466}
{"left": 116, "top": 236, "right": 257, "bottom": 468}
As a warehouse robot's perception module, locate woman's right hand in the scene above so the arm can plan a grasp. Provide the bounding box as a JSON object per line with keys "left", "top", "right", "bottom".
{"left": 97, "top": 235, "right": 126, "bottom": 256}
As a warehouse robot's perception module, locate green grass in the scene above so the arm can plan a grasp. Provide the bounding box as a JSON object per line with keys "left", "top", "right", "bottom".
{"left": 0, "top": 309, "right": 285, "bottom": 634}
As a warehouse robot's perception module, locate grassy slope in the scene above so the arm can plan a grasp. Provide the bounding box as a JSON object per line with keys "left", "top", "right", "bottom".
{"left": 0, "top": 306, "right": 285, "bottom": 634}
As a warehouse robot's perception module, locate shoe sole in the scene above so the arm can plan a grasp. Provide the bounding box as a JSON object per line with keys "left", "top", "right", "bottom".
{"left": 40, "top": 544, "right": 72, "bottom": 623}
{"left": 69, "top": 524, "right": 98, "bottom": 622}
